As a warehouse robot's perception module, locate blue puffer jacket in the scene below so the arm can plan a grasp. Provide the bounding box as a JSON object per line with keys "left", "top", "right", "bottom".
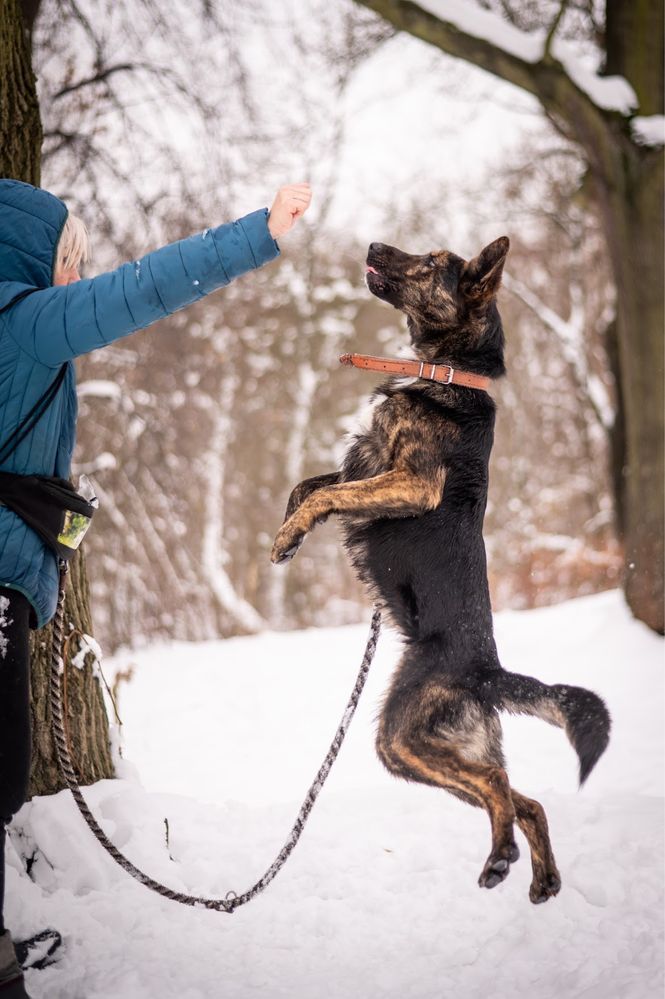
{"left": 0, "top": 179, "right": 279, "bottom": 627}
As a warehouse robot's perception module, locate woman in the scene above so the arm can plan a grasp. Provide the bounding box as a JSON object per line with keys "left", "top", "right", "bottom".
{"left": 0, "top": 178, "right": 311, "bottom": 998}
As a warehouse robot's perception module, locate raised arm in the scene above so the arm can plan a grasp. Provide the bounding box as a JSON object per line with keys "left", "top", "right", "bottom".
{"left": 4, "top": 208, "right": 279, "bottom": 366}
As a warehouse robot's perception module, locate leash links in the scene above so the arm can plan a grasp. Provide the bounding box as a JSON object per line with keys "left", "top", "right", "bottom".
{"left": 50, "top": 576, "right": 381, "bottom": 913}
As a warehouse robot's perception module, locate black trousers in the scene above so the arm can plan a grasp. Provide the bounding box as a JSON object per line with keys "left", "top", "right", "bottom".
{"left": 0, "top": 588, "right": 32, "bottom": 934}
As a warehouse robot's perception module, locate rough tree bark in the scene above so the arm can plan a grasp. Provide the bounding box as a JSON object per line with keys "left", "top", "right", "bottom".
{"left": 353, "top": 0, "right": 664, "bottom": 633}
{"left": 0, "top": 0, "right": 114, "bottom": 794}
{"left": 0, "top": 0, "right": 41, "bottom": 185}
{"left": 29, "top": 554, "right": 114, "bottom": 793}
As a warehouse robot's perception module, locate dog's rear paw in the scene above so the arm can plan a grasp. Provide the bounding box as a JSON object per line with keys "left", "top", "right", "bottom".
{"left": 529, "top": 870, "right": 561, "bottom": 904}
{"left": 478, "top": 842, "right": 519, "bottom": 890}
{"left": 478, "top": 858, "right": 510, "bottom": 890}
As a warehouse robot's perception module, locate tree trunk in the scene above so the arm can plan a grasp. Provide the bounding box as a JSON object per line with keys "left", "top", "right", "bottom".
{"left": 604, "top": 0, "right": 663, "bottom": 116}
{"left": 601, "top": 144, "right": 664, "bottom": 633}
{"left": 0, "top": 0, "right": 41, "bottom": 184}
{"left": 29, "top": 550, "right": 115, "bottom": 793}
{"left": 1, "top": 0, "right": 115, "bottom": 793}
{"left": 602, "top": 0, "right": 665, "bottom": 635}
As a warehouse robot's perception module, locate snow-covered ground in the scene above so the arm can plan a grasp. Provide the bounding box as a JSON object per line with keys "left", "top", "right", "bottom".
{"left": 7, "top": 590, "right": 664, "bottom": 999}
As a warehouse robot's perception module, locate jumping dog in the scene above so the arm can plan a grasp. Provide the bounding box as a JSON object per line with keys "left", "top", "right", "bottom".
{"left": 271, "top": 236, "right": 610, "bottom": 903}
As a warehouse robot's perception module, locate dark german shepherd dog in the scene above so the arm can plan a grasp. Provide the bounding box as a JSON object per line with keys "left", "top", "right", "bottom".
{"left": 271, "top": 236, "right": 610, "bottom": 903}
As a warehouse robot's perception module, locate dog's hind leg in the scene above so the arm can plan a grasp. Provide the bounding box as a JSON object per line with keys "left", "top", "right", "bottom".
{"left": 377, "top": 685, "right": 520, "bottom": 891}
{"left": 510, "top": 788, "right": 561, "bottom": 904}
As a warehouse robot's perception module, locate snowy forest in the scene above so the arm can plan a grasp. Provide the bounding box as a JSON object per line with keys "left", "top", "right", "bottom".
{"left": 14, "top": 0, "right": 649, "bottom": 653}
{"left": 0, "top": 1, "right": 663, "bottom": 997}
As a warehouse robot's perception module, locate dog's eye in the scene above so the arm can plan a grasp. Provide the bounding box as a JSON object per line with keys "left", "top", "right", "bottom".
{"left": 427, "top": 255, "right": 437, "bottom": 268}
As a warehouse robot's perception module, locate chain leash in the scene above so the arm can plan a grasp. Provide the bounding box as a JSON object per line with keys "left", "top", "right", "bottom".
{"left": 50, "top": 562, "right": 381, "bottom": 913}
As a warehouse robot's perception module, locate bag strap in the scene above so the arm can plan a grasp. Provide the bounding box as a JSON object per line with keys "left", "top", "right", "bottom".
{"left": 0, "top": 288, "right": 68, "bottom": 465}
{"left": 0, "top": 365, "right": 68, "bottom": 465}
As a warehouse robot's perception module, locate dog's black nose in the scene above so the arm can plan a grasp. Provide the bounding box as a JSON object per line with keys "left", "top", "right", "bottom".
{"left": 368, "top": 242, "right": 385, "bottom": 256}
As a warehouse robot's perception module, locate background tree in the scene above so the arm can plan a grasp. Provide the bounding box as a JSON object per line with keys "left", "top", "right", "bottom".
{"left": 23, "top": 0, "right": 625, "bottom": 656}
{"left": 0, "top": 0, "right": 41, "bottom": 184}
{"left": 1, "top": 0, "right": 639, "bottom": 809}
{"left": 352, "top": 0, "right": 664, "bottom": 634}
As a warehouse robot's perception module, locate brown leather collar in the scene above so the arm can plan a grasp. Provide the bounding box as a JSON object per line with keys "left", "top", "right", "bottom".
{"left": 339, "top": 352, "right": 491, "bottom": 392}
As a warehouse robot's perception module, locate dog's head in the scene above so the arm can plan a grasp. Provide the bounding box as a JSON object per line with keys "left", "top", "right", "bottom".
{"left": 365, "top": 237, "right": 509, "bottom": 374}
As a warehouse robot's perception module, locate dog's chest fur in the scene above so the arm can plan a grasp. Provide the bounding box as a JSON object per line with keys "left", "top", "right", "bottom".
{"left": 341, "top": 379, "right": 486, "bottom": 485}
{"left": 336, "top": 376, "right": 498, "bottom": 645}
{"left": 342, "top": 390, "right": 402, "bottom": 481}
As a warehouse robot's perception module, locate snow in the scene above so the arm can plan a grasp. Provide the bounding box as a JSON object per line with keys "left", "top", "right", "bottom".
{"left": 0, "top": 595, "right": 11, "bottom": 660}
{"left": 631, "top": 115, "right": 665, "bottom": 147}
{"left": 556, "top": 53, "right": 636, "bottom": 113}
{"left": 6, "top": 591, "right": 664, "bottom": 998}
{"left": 417, "top": 0, "right": 544, "bottom": 63}
{"left": 76, "top": 381, "right": 122, "bottom": 402}
{"left": 199, "top": 362, "right": 266, "bottom": 635}
{"left": 502, "top": 272, "right": 614, "bottom": 430}
{"left": 71, "top": 633, "right": 103, "bottom": 679}
{"left": 415, "top": 0, "right": 638, "bottom": 113}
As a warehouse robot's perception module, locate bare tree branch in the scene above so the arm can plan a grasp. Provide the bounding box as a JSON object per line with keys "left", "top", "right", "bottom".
{"left": 544, "top": 0, "right": 571, "bottom": 58}
{"left": 52, "top": 62, "right": 152, "bottom": 100}
{"left": 355, "top": 0, "right": 544, "bottom": 99}
{"left": 352, "top": 0, "right": 621, "bottom": 182}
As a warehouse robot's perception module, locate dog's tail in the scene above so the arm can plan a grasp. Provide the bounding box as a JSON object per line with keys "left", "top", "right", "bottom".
{"left": 491, "top": 670, "right": 611, "bottom": 785}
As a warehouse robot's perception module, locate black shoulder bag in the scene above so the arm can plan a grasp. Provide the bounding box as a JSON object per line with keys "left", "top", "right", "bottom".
{"left": 0, "top": 292, "right": 96, "bottom": 560}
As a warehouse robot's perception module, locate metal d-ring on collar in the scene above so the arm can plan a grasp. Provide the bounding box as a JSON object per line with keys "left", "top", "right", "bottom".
{"left": 418, "top": 360, "right": 454, "bottom": 383}
{"left": 339, "top": 353, "right": 489, "bottom": 391}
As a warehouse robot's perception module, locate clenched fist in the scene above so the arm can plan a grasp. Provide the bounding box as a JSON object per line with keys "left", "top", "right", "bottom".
{"left": 267, "top": 184, "right": 312, "bottom": 239}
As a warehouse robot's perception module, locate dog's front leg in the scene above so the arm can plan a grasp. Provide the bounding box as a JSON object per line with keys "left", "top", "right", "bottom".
{"left": 283, "top": 472, "right": 341, "bottom": 521}
{"left": 271, "top": 467, "right": 445, "bottom": 564}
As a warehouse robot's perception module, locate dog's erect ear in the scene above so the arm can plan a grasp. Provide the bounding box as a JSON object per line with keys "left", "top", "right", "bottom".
{"left": 460, "top": 236, "right": 510, "bottom": 301}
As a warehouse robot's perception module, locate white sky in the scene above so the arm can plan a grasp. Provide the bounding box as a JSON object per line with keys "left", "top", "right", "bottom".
{"left": 208, "top": 2, "right": 548, "bottom": 255}
{"left": 330, "top": 32, "right": 544, "bottom": 249}
{"left": 42, "top": 0, "right": 554, "bottom": 262}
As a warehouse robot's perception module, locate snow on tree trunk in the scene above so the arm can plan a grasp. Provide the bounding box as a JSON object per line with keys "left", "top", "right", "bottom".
{"left": 264, "top": 360, "right": 319, "bottom": 623}
{"left": 29, "top": 552, "right": 114, "bottom": 794}
{"left": 201, "top": 361, "right": 265, "bottom": 633}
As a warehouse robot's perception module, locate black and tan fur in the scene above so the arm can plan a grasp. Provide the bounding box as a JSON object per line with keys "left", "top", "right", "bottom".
{"left": 271, "top": 237, "right": 610, "bottom": 903}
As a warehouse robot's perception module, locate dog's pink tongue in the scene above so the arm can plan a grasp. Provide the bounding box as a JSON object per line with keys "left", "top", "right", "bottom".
{"left": 366, "top": 265, "right": 378, "bottom": 274}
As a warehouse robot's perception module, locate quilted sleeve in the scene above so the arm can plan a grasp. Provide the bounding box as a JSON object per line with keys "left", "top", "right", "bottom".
{"left": 6, "top": 209, "right": 279, "bottom": 366}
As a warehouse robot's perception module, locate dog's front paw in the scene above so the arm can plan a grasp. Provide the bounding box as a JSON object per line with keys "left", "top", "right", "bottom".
{"left": 271, "top": 524, "right": 306, "bottom": 565}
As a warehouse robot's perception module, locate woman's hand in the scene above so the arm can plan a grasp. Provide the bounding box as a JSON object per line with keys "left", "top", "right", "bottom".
{"left": 267, "top": 184, "right": 312, "bottom": 239}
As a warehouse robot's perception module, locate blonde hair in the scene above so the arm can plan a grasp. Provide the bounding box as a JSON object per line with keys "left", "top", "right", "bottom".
{"left": 55, "top": 212, "right": 91, "bottom": 273}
